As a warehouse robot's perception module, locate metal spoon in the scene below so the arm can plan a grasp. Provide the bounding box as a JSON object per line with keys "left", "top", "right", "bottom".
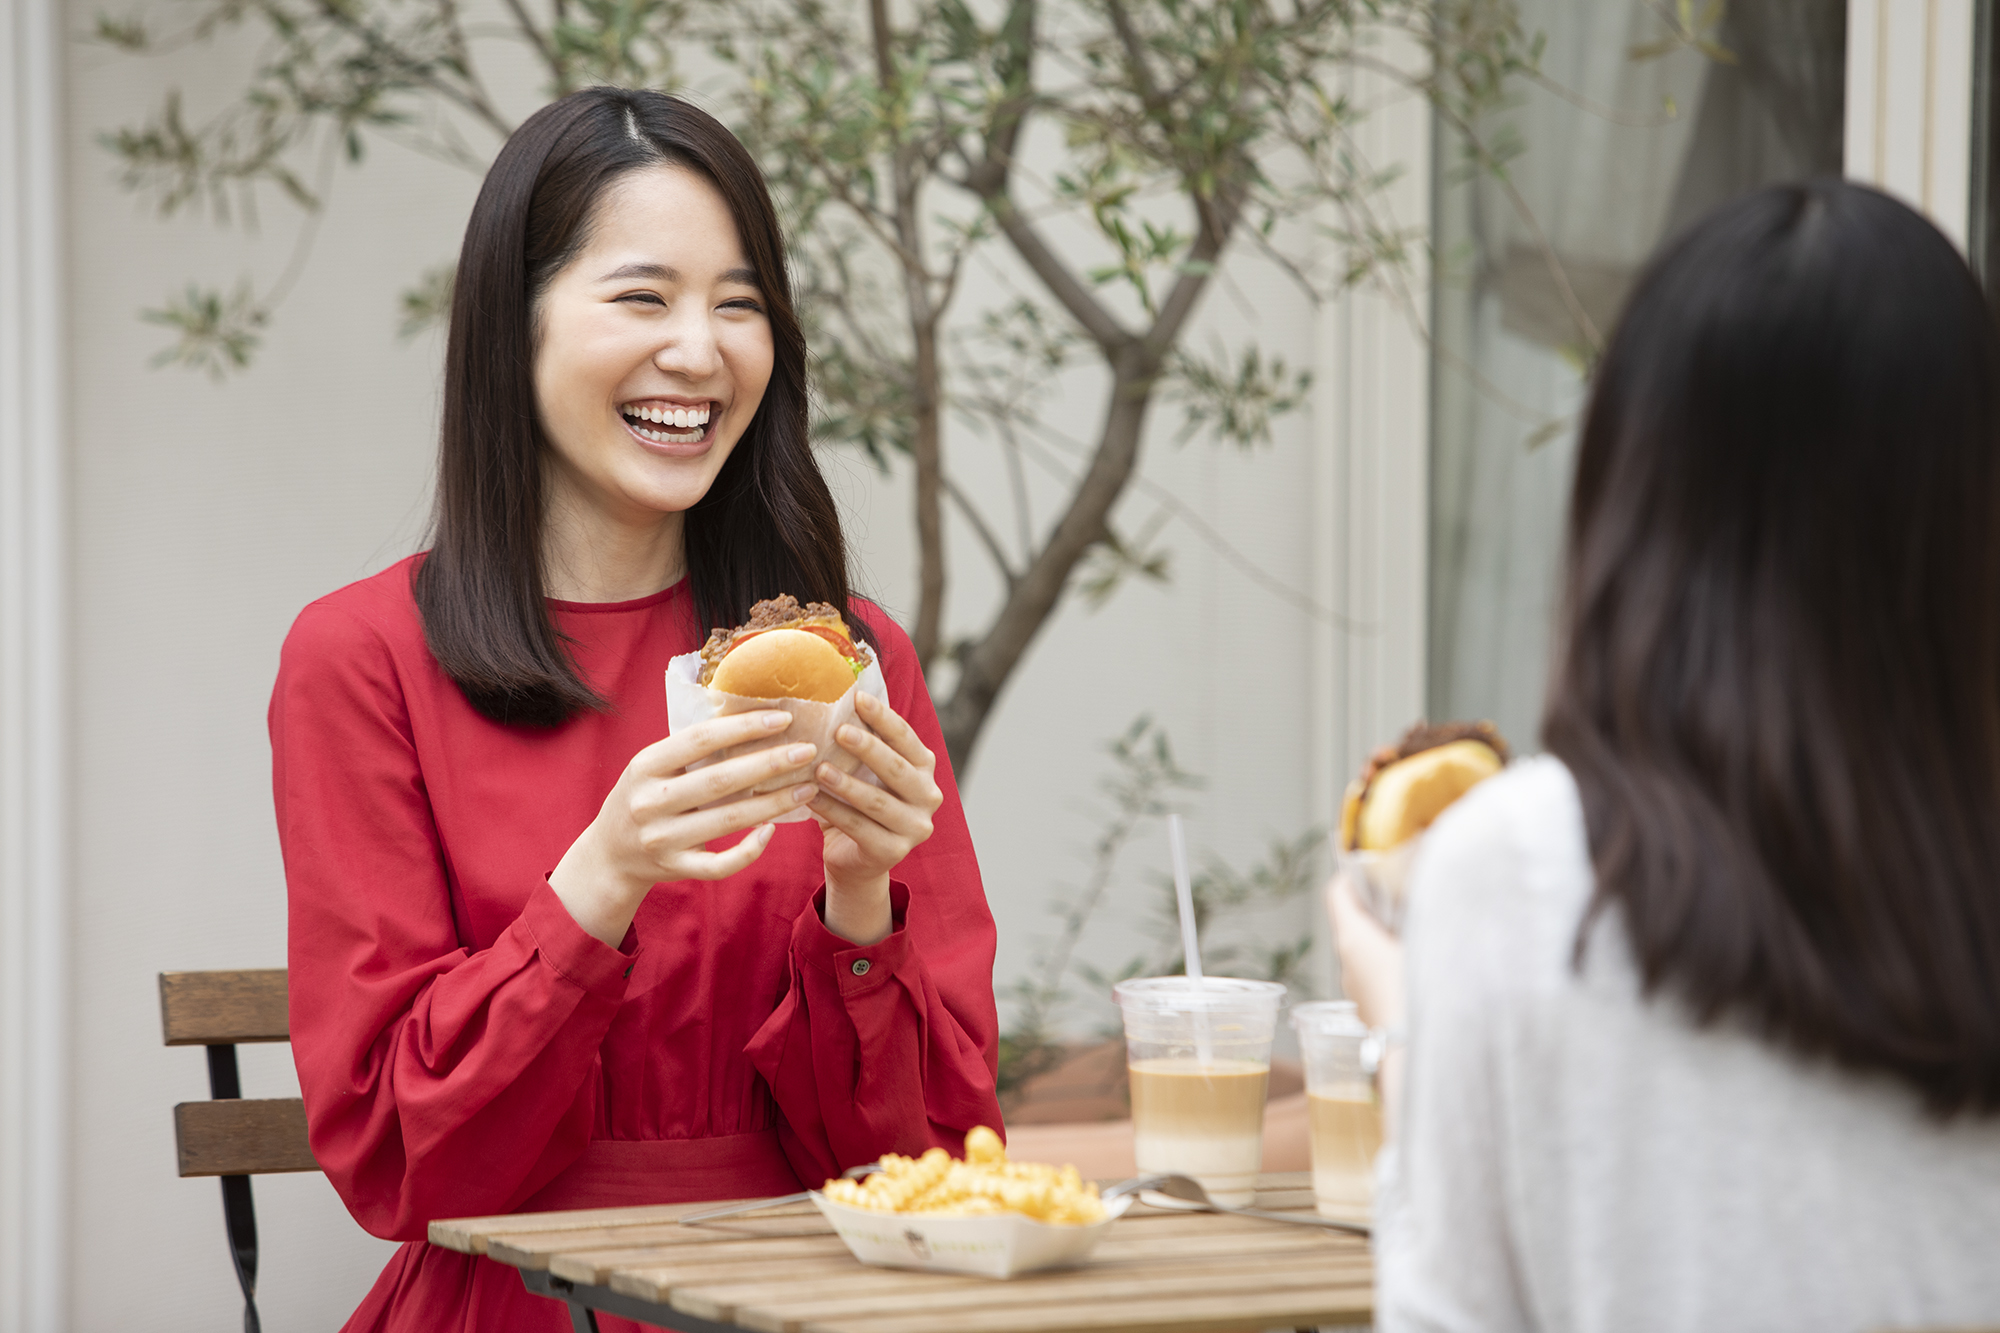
{"left": 678, "top": 1161, "right": 881, "bottom": 1225}
{"left": 1104, "top": 1173, "right": 1371, "bottom": 1237}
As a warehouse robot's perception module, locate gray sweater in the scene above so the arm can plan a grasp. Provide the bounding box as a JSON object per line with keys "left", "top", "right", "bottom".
{"left": 1374, "top": 756, "right": 2000, "bottom": 1333}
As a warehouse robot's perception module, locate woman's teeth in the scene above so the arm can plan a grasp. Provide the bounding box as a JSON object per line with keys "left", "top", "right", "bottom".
{"left": 622, "top": 403, "right": 712, "bottom": 442}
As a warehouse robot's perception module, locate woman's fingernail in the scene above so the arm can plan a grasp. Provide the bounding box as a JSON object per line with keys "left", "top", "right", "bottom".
{"left": 817, "top": 763, "right": 842, "bottom": 783}
{"left": 762, "top": 711, "right": 790, "bottom": 729}
{"left": 838, "top": 725, "right": 860, "bottom": 746}
{"left": 792, "top": 784, "right": 818, "bottom": 804}
{"left": 786, "top": 744, "right": 816, "bottom": 764}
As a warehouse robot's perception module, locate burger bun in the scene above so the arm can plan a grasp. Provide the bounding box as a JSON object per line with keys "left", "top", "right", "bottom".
{"left": 707, "top": 628, "right": 857, "bottom": 703}
{"left": 1352, "top": 739, "right": 1503, "bottom": 850}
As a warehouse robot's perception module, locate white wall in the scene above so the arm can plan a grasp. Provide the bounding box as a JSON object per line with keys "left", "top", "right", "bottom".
{"left": 30, "top": 9, "right": 1428, "bottom": 1330}
{"left": 59, "top": 8, "right": 471, "bottom": 1325}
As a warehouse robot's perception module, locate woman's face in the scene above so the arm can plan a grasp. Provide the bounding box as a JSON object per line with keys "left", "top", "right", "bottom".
{"left": 533, "top": 164, "right": 774, "bottom": 531}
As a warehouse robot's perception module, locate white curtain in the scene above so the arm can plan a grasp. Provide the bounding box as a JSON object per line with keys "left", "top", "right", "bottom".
{"left": 1428, "top": 0, "right": 1846, "bottom": 750}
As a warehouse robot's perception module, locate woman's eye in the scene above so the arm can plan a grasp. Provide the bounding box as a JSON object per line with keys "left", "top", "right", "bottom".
{"left": 721, "top": 298, "right": 766, "bottom": 314}
{"left": 617, "top": 292, "right": 666, "bottom": 306}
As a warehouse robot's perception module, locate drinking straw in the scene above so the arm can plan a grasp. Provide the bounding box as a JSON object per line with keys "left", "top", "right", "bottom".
{"left": 1168, "top": 813, "right": 1204, "bottom": 983}
{"left": 1168, "top": 814, "right": 1213, "bottom": 1066}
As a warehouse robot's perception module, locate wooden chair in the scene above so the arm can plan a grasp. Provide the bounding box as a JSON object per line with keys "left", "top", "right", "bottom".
{"left": 160, "top": 969, "right": 319, "bottom": 1333}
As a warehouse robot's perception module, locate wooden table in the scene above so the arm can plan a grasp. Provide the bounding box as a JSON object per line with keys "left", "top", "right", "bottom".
{"left": 430, "top": 1172, "right": 1373, "bottom": 1333}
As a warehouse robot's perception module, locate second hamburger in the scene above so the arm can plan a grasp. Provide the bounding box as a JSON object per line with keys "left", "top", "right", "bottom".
{"left": 1339, "top": 720, "right": 1510, "bottom": 852}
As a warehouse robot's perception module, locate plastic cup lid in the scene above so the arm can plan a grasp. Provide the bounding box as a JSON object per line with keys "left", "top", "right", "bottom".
{"left": 1289, "top": 999, "right": 1369, "bottom": 1037}
{"left": 1112, "top": 976, "right": 1287, "bottom": 1014}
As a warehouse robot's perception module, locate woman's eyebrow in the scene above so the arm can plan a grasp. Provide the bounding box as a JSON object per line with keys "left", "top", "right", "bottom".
{"left": 598, "top": 262, "right": 678, "bottom": 283}
{"left": 595, "top": 261, "right": 760, "bottom": 287}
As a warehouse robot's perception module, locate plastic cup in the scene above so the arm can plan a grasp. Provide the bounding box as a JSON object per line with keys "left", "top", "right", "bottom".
{"left": 1291, "top": 1000, "right": 1382, "bottom": 1221}
{"left": 1113, "top": 977, "right": 1286, "bottom": 1208}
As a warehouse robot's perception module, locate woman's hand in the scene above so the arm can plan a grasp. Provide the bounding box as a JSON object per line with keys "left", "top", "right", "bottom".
{"left": 550, "top": 710, "right": 820, "bottom": 946}
{"left": 808, "top": 690, "right": 944, "bottom": 946}
{"left": 1328, "top": 871, "right": 1406, "bottom": 1031}
{"left": 1328, "top": 871, "right": 1408, "bottom": 1134}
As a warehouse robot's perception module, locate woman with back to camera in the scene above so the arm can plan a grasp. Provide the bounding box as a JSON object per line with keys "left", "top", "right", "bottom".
{"left": 270, "top": 87, "right": 1004, "bottom": 1331}
{"left": 1333, "top": 180, "right": 2000, "bottom": 1330}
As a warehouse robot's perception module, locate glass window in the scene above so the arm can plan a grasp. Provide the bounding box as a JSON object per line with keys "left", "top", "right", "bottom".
{"left": 1970, "top": 0, "right": 2000, "bottom": 292}
{"left": 1428, "top": 0, "right": 1847, "bottom": 747}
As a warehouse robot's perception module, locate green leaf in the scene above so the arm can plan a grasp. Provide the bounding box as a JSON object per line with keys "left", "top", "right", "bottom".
{"left": 143, "top": 282, "right": 268, "bottom": 378}
{"left": 91, "top": 14, "right": 150, "bottom": 49}
{"left": 1168, "top": 344, "right": 1312, "bottom": 448}
{"left": 1076, "top": 517, "right": 1173, "bottom": 607}
{"left": 397, "top": 262, "right": 456, "bottom": 339}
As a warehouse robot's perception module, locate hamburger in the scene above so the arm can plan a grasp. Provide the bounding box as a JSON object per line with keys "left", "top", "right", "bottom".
{"left": 1338, "top": 721, "right": 1509, "bottom": 852}
{"left": 698, "top": 595, "right": 874, "bottom": 703}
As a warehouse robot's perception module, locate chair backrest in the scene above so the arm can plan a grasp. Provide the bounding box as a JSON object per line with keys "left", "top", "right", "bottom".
{"left": 161, "top": 968, "right": 317, "bottom": 1333}
{"left": 159, "top": 969, "right": 318, "bottom": 1177}
{"left": 160, "top": 968, "right": 290, "bottom": 1045}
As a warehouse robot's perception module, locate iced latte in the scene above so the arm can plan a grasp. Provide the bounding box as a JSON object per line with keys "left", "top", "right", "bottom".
{"left": 1114, "top": 977, "right": 1286, "bottom": 1209}
{"left": 1292, "top": 1000, "right": 1382, "bottom": 1221}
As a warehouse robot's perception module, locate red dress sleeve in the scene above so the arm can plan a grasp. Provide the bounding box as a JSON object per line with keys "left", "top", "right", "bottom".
{"left": 744, "top": 608, "right": 1006, "bottom": 1184}
{"left": 272, "top": 598, "right": 637, "bottom": 1241}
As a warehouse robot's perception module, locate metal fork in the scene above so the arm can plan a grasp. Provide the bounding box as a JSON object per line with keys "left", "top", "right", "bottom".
{"left": 676, "top": 1161, "right": 882, "bottom": 1225}
{"left": 1104, "top": 1173, "right": 1371, "bottom": 1237}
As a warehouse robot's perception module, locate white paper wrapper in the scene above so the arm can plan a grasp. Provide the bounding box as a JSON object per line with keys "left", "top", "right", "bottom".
{"left": 665, "top": 651, "right": 889, "bottom": 824}
{"left": 1336, "top": 757, "right": 1513, "bottom": 934}
{"left": 1337, "top": 839, "right": 1420, "bottom": 935}
{"left": 810, "top": 1192, "right": 1133, "bottom": 1279}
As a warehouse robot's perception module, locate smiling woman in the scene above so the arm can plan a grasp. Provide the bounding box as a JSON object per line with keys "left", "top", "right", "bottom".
{"left": 418, "top": 93, "right": 843, "bottom": 728}
{"left": 533, "top": 169, "right": 773, "bottom": 577}
{"left": 269, "top": 89, "right": 1004, "bottom": 1333}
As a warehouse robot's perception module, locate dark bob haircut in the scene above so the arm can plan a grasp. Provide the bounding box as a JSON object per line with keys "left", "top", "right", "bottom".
{"left": 1544, "top": 180, "right": 2000, "bottom": 1117}
{"left": 414, "top": 87, "right": 862, "bottom": 726}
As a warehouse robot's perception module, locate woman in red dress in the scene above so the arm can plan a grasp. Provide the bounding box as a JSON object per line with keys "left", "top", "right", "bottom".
{"left": 270, "top": 88, "right": 1004, "bottom": 1331}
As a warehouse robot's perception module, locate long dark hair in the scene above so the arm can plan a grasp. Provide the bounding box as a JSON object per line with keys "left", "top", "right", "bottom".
{"left": 1543, "top": 180, "right": 2000, "bottom": 1116}
{"left": 415, "top": 87, "right": 860, "bottom": 726}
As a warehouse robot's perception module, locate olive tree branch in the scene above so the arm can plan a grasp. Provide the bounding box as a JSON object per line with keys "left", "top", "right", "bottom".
{"left": 495, "top": 0, "right": 570, "bottom": 91}
{"left": 307, "top": 0, "right": 513, "bottom": 139}
{"left": 943, "top": 473, "right": 1022, "bottom": 588}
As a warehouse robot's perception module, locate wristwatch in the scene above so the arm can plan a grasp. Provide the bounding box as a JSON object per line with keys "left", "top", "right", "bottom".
{"left": 1360, "top": 1026, "right": 1406, "bottom": 1076}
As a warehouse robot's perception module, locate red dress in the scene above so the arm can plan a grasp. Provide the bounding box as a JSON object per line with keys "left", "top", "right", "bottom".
{"left": 270, "top": 558, "right": 1003, "bottom": 1331}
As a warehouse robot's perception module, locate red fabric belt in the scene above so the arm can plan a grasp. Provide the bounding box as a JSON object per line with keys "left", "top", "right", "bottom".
{"left": 517, "top": 1131, "right": 803, "bottom": 1212}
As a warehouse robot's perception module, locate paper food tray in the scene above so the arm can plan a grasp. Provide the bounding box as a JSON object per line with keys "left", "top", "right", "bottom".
{"left": 809, "top": 1191, "right": 1133, "bottom": 1279}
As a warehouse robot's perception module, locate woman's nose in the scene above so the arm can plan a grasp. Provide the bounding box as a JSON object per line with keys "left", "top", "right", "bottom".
{"left": 653, "top": 310, "right": 723, "bottom": 380}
